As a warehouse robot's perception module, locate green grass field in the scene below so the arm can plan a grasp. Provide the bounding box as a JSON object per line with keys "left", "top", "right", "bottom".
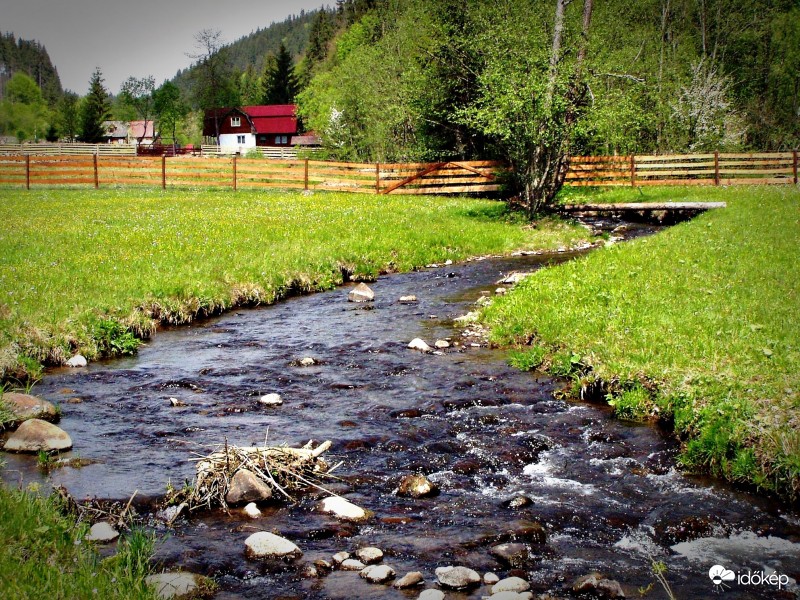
{"left": 0, "top": 188, "right": 588, "bottom": 381}
{"left": 484, "top": 185, "right": 800, "bottom": 498}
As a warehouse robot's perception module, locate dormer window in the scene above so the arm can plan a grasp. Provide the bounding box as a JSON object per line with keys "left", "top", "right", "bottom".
{"left": 231, "top": 116, "right": 241, "bottom": 127}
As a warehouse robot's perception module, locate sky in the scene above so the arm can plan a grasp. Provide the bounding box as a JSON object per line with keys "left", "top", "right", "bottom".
{"left": 2, "top": 0, "right": 328, "bottom": 94}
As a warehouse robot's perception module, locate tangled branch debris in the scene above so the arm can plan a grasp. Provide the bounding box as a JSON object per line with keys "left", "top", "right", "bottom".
{"left": 167, "top": 439, "right": 336, "bottom": 513}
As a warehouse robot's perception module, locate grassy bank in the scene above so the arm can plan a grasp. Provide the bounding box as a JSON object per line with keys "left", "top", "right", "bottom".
{"left": 0, "top": 486, "right": 157, "bottom": 598}
{"left": 483, "top": 185, "right": 800, "bottom": 498}
{"left": 0, "top": 188, "right": 588, "bottom": 381}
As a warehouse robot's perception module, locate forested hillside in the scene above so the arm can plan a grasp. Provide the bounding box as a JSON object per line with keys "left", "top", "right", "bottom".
{"left": 298, "top": 0, "right": 800, "bottom": 161}
{"left": 172, "top": 9, "right": 327, "bottom": 101}
{"left": 0, "top": 34, "right": 62, "bottom": 104}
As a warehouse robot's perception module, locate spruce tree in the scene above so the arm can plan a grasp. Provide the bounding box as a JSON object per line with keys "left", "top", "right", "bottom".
{"left": 262, "top": 44, "right": 298, "bottom": 105}
{"left": 79, "top": 68, "right": 111, "bottom": 143}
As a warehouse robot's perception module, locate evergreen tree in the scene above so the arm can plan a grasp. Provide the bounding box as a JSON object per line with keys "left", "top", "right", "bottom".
{"left": 306, "top": 10, "right": 335, "bottom": 67}
{"left": 79, "top": 68, "right": 111, "bottom": 143}
{"left": 262, "top": 44, "right": 298, "bottom": 104}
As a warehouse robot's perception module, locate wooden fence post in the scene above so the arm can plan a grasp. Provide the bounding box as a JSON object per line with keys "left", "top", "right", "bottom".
{"left": 375, "top": 163, "right": 380, "bottom": 194}
{"left": 630, "top": 155, "right": 636, "bottom": 187}
{"left": 304, "top": 158, "right": 309, "bottom": 191}
{"left": 93, "top": 153, "right": 99, "bottom": 189}
{"left": 232, "top": 155, "right": 237, "bottom": 191}
{"left": 162, "top": 155, "right": 167, "bottom": 190}
{"left": 714, "top": 151, "right": 720, "bottom": 186}
{"left": 25, "top": 155, "right": 30, "bottom": 190}
{"left": 793, "top": 149, "right": 798, "bottom": 185}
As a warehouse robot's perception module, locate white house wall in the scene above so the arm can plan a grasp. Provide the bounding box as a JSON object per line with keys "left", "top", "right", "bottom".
{"left": 219, "top": 133, "right": 256, "bottom": 151}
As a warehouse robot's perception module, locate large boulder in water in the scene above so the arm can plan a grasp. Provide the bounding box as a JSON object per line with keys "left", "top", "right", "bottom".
{"left": 348, "top": 283, "right": 375, "bottom": 302}
{"left": 225, "top": 469, "right": 273, "bottom": 505}
{"left": 3, "top": 419, "right": 72, "bottom": 453}
{"left": 434, "top": 565, "right": 481, "bottom": 589}
{"left": 2, "top": 392, "right": 59, "bottom": 426}
{"left": 244, "top": 531, "right": 302, "bottom": 560}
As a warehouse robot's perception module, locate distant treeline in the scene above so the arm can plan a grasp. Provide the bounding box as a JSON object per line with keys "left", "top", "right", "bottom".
{"left": 0, "top": 33, "right": 62, "bottom": 104}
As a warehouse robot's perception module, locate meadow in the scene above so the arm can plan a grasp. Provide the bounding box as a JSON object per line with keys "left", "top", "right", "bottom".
{"left": 0, "top": 188, "right": 588, "bottom": 381}
{"left": 484, "top": 185, "right": 800, "bottom": 498}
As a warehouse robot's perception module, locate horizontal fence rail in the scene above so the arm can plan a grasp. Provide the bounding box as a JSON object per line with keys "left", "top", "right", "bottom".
{"left": 568, "top": 151, "right": 799, "bottom": 187}
{"left": 0, "top": 152, "right": 796, "bottom": 193}
{"left": 0, "top": 143, "right": 136, "bottom": 156}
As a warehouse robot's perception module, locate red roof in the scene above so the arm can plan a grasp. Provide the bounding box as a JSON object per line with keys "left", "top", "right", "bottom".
{"left": 129, "top": 120, "right": 155, "bottom": 138}
{"left": 203, "top": 105, "right": 298, "bottom": 136}
{"left": 242, "top": 105, "right": 296, "bottom": 117}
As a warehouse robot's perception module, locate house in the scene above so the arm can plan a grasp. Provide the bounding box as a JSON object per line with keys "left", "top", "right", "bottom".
{"left": 128, "top": 120, "right": 157, "bottom": 146}
{"left": 203, "top": 105, "right": 302, "bottom": 151}
{"left": 101, "top": 120, "right": 157, "bottom": 146}
{"left": 102, "top": 121, "right": 128, "bottom": 144}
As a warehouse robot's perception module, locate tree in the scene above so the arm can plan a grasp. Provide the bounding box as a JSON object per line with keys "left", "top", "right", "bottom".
{"left": 262, "top": 43, "right": 298, "bottom": 105}
{"left": 153, "top": 81, "right": 188, "bottom": 152}
{"left": 458, "top": 0, "right": 594, "bottom": 218}
{"left": 56, "top": 92, "right": 80, "bottom": 142}
{"left": 79, "top": 68, "right": 111, "bottom": 143}
{"left": 187, "top": 29, "right": 237, "bottom": 139}
{"left": 119, "top": 76, "right": 156, "bottom": 145}
{"left": 6, "top": 72, "right": 43, "bottom": 105}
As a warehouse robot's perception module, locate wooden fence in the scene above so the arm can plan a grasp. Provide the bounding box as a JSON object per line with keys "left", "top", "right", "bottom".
{"left": 0, "top": 156, "right": 502, "bottom": 194}
{"left": 0, "top": 152, "right": 796, "bottom": 193}
{"left": 0, "top": 143, "right": 136, "bottom": 156}
{"left": 567, "top": 152, "right": 799, "bottom": 186}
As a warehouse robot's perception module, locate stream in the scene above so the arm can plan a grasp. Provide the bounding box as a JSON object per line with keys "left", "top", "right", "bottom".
{"left": 3, "top": 219, "right": 799, "bottom": 599}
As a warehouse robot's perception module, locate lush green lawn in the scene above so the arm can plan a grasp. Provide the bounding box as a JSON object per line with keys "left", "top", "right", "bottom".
{"left": 484, "top": 185, "right": 800, "bottom": 499}
{"left": 0, "top": 486, "right": 158, "bottom": 599}
{"left": 0, "top": 188, "right": 588, "bottom": 381}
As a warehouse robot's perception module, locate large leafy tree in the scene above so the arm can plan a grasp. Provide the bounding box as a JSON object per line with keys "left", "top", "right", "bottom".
{"left": 188, "top": 29, "right": 238, "bottom": 138}
{"left": 79, "top": 68, "right": 111, "bottom": 143}
{"left": 456, "top": 0, "right": 594, "bottom": 217}
{"left": 57, "top": 92, "right": 80, "bottom": 141}
{"left": 119, "top": 76, "right": 156, "bottom": 144}
{"left": 153, "top": 81, "right": 188, "bottom": 151}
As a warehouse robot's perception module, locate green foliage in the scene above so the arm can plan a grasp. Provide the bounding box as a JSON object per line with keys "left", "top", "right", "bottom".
{"left": 153, "top": 81, "right": 188, "bottom": 146}
{"left": 6, "top": 72, "right": 43, "bottom": 105}
{"left": 0, "top": 33, "right": 63, "bottom": 103}
{"left": 298, "top": 2, "right": 435, "bottom": 161}
{"left": 508, "top": 346, "right": 548, "bottom": 372}
{"left": 79, "top": 68, "right": 111, "bottom": 143}
{"left": 0, "top": 487, "right": 159, "bottom": 599}
{"left": 607, "top": 384, "right": 652, "bottom": 421}
{"left": 548, "top": 349, "right": 585, "bottom": 378}
{"left": 119, "top": 76, "right": 156, "bottom": 142}
{"left": 92, "top": 319, "right": 140, "bottom": 357}
{"left": 262, "top": 43, "right": 298, "bottom": 105}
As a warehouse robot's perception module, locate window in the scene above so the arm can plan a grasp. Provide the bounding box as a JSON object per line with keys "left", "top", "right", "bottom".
{"left": 231, "top": 116, "right": 241, "bottom": 127}
{"left": 275, "top": 135, "right": 289, "bottom": 145}
{"left": 237, "top": 135, "right": 246, "bottom": 144}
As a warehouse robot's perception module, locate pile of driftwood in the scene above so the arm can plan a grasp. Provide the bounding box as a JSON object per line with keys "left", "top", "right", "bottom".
{"left": 167, "top": 439, "right": 336, "bottom": 513}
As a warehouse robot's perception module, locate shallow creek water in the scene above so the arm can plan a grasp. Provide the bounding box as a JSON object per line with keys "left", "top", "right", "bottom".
{"left": 3, "top": 220, "right": 799, "bottom": 599}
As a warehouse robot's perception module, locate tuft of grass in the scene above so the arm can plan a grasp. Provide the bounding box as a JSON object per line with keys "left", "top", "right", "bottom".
{"left": 0, "top": 188, "right": 589, "bottom": 381}
{"left": 0, "top": 486, "right": 159, "bottom": 599}
{"left": 484, "top": 185, "right": 800, "bottom": 499}
{"left": 508, "top": 346, "right": 548, "bottom": 371}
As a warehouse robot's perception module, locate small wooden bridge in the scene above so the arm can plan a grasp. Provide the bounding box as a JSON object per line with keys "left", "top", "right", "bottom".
{"left": 559, "top": 202, "right": 726, "bottom": 223}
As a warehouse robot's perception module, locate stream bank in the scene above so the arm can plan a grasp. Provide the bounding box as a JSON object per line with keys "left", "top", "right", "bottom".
{"left": 2, "top": 218, "right": 798, "bottom": 599}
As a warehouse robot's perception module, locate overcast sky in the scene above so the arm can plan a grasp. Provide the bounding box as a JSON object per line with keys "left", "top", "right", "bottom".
{"left": 2, "top": 0, "right": 328, "bottom": 94}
